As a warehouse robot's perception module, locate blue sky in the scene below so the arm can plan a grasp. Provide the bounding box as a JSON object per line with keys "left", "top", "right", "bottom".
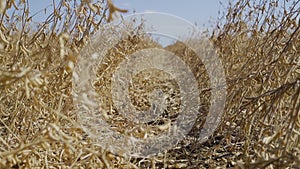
{"left": 29, "top": 0, "right": 224, "bottom": 29}
{"left": 113, "top": 0, "right": 223, "bottom": 28}
{"left": 28, "top": 0, "right": 300, "bottom": 28}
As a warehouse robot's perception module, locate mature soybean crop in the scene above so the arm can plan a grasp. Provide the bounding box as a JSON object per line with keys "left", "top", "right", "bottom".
{"left": 0, "top": 0, "right": 299, "bottom": 168}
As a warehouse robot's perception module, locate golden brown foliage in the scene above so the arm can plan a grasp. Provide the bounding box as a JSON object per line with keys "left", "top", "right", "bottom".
{"left": 0, "top": 0, "right": 299, "bottom": 168}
